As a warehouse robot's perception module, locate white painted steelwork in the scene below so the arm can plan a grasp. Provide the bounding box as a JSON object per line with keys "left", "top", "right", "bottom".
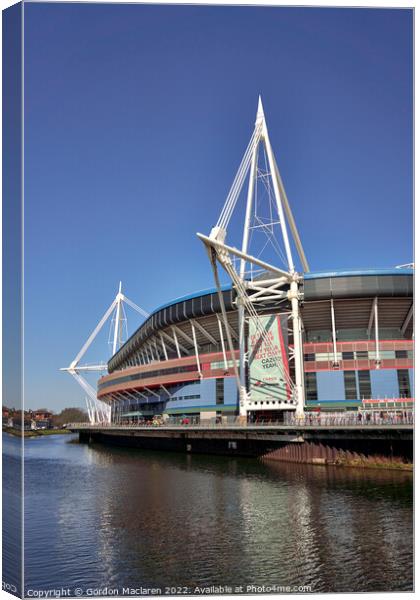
{"left": 216, "top": 314, "right": 228, "bottom": 370}
{"left": 197, "top": 98, "right": 308, "bottom": 417}
{"left": 191, "top": 321, "right": 203, "bottom": 378}
{"left": 61, "top": 282, "right": 149, "bottom": 424}
{"left": 330, "top": 299, "right": 339, "bottom": 367}
{"left": 401, "top": 304, "right": 413, "bottom": 335}
{"left": 159, "top": 333, "right": 169, "bottom": 361}
{"left": 374, "top": 296, "right": 381, "bottom": 367}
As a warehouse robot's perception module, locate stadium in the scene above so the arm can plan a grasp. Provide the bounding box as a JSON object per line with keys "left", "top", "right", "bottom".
{"left": 97, "top": 268, "right": 413, "bottom": 423}
{"left": 66, "top": 99, "right": 413, "bottom": 425}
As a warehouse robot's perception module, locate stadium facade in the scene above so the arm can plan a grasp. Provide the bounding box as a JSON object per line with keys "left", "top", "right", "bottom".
{"left": 82, "top": 99, "right": 413, "bottom": 425}
{"left": 97, "top": 268, "right": 413, "bottom": 423}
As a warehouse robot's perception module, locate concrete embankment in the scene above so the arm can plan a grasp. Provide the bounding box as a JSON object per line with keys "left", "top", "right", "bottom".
{"left": 73, "top": 424, "right": 413, "bottom": 469}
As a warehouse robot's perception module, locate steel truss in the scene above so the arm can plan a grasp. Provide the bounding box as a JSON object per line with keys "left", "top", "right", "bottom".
{"left": 61, "top": 282, "right": 149, "bottom": 424}
{"left": 197, "top": 97, "right": 309, "bottom": 417}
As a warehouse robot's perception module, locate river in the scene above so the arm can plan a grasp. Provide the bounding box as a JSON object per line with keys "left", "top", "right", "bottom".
{"left": 2, "top": 433, "right": 413, "bottom": 595}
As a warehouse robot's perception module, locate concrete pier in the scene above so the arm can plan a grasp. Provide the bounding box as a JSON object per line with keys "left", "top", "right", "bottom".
{"left": 70, "top": 423, "right": 413, "bottom": 466}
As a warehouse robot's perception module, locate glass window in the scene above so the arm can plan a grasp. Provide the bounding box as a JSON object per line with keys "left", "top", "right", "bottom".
{"left": 98, "top": 363, "right": 199, "bottom": 391}
{"left": 380, "top": 350, "right": 395, "bottom": 360}
{"left": 368, "top": 350, "right": 395, "bottom": 360}
{"left": 216, "top": 378, "right": 224, "bottom": 404}
{"left": 304, "top": 353, "right": 315, "bottom": 362}
{"left": 304, "top": 372, "right": 317, "bottom": 401}
{"left": 396, "top": 350, "right": 408, "bottom": 359}
{"left": 342, "top": 351, "right": 354, "bottom": 360}
{"left": 315, "top": 352, "right": 332, "bottom": 362}
{"left": 211, "top": 359, "right": 239, "bottom": 370}
{"left": 344, "top": 371, "right": 358, "bottom": 400}
{"left": 305, "top": 330, "right": 332, "bottom": 343}
{"left": 397, "top": 370, "right": 411, "bottom": 398}
{"left": 358, "top": 370, "right": 371, "bottom": 399}
{"left": 315, "top": 352, "right": 342, "bottom": 361}
{"left": 378, "top": 328, "right": 406, "bottom": 340}
{"left": 337, "top": 328, "right": 368, "bottom": 341}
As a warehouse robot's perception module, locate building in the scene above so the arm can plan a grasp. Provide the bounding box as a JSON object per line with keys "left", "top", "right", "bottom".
{"left": 97, "top": 268, "right": 413, "bottom": 423}
{"left": 85, "top": 100, "right": 413, "bottom": 425}
{"left": 2, "top": 407, "right": 14, "bottom": 428}
{"left": 13, "top": 414, "right": 33, "bottom": 431}
{"left": 33, "top": 409, "right": 53, "bottom": 428}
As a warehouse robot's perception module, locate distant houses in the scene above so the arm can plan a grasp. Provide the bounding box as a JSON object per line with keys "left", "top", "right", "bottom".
{"left": 2, "top": 408, "right": 14, "bottom": 428}
{"left": 2, "top": 407, "right": 53, "bottom": 430}
{"left": 12, "top": 414, "right": 33, "bottom": 431}
{"left": 33, "top": 409, "right": 53, "bottom": 429}
{"left": 2, "top": 406, "right": 88, "bottom": 431}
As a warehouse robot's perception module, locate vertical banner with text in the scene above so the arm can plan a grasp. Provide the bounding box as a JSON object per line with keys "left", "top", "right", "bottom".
{"left": 248, "top": 314, "right": 290, "bottom": 403}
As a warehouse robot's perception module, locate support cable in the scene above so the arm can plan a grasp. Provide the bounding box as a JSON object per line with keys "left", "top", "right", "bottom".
{"left": 217, "top": 122, "right": 263, "bottom": 231}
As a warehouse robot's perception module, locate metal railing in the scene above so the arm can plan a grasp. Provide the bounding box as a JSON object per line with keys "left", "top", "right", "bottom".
{"left": 67, "top": 413, "right": 413, "bottom": 430}
{"left": 285, "top": 413, "right": 414, "bottom": 427}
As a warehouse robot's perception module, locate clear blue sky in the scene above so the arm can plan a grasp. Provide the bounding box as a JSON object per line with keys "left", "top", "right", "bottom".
{"left": 23, "top": 3, "right": 413, "bottom": 411}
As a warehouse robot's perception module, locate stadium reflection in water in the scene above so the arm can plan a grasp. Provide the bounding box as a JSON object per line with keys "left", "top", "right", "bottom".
{"left": 19, "top": 434, "right": 412, "bottom": 594}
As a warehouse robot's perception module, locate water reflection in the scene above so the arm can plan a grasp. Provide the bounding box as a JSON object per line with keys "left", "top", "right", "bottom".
{"left": 3, "top": 434, "right": 23, "bottom": 595}
{"left": 18, "top": 434, "right": 413, "bottom": 593}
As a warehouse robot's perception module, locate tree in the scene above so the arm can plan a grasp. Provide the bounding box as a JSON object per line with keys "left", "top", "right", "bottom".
{"left": 51, "top": 407, "right": 88, "bottom": 427}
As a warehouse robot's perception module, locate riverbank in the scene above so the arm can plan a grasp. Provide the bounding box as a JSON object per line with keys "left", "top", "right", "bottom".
{"left": 3, "top": 427, "right": 72, "bottom": 438}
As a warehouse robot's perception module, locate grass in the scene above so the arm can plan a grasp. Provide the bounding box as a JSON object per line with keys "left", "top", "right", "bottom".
{"left": 3, "top": 427, "right": 72, "bottom": 438}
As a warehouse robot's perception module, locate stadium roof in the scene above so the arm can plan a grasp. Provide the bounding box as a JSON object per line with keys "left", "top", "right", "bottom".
{"left": 107, "top": 268, "right": 413, "bottom": 372}
{"left": 154, "top": 268, "right": 413, "bottom": 312}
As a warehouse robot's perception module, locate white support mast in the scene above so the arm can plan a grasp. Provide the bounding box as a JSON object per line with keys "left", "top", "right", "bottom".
{"left": 197, "top": 97, "right": 308, "bottom": 419}
{"left": 237, "top": 102, "right": 261, "bottom": 413}
{"left": 61, "top": 282, "right": 149, "bottom": 424}
{"left": 112, "top": 282, "right": 123, "bottom": 356}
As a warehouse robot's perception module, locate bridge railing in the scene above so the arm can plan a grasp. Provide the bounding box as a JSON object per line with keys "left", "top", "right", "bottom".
{"left": 67, "top": 413, "right": 414, "bottom": 430}
{"left": 285, "top": 413, "right": 414, "bottom": 427}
